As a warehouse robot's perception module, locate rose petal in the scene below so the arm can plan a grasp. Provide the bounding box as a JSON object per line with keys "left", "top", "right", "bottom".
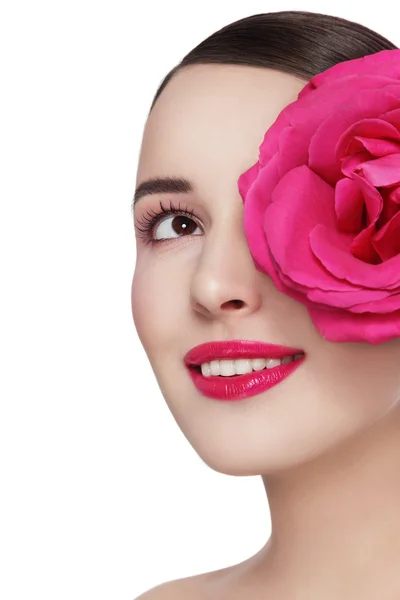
{"left": 345, "top": 293, "right": 400, "bottom": 313}
{"left": 350, "top": 226, "right": 381, "bottom": 264}
{"left": 341, "top": 152, "right": 370, "bottom": 178}
{"left": 335, "top": 118, "right": 400, "bottom": 162}
{"left": 239, "top": 49, "right": 400, "bottom": 346}
{"left": 309, "top": 88, "right": 400, "bottom": 185}
{"left": 263, "top": 166, "right": 357, "bottom": 292}
{"left": 299, "top": 49, "right": 400, "bottom": 99}
{"left": 356, "top": 154, "right": 400, "bottom": 187}
{"left": 258, "top": 110, "right": 292, "bottom": 166}
{"left": 348, "top": 136, "right": 400, "bottom": 157}
{"left": 347, "top": 173, "right": 383, "bottom": 263}
{"left": 389, "top": 186, "right": 400, "bottom": 204}
{"left": 373, "top": 209, "right": 400, "bottom": 260}
{"left": 276, "top": 126, "right": 309, "bottom": 178}
{"left": 310, "top": 224, "right": 400, "bottom": 289}
{"left": 307, "top": 304, "right": 400, "bottom": 344}
{"left": 238, "top": 162, "right": 260, "bottom": 201}
{"left": 242, "top": 154, "right": 281, "bottom": 277}
{"left": 352, "top": 171, "right": 382, "bottom": 229}
{"left": 381, "top": 107, "right": 400, "bottom": 130}
{"left": 307, "top": 285, "right": 392, "bottom": 308}
{"left": 264, "top": 77, "right": 400, "bottom": 180}
{"left": 335, "top": 177, "right": 365, "bottom": 233}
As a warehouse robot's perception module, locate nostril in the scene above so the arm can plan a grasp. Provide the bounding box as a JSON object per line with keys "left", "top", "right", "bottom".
{"left": 223, "top": 299, "right": 245, "bottom": 309}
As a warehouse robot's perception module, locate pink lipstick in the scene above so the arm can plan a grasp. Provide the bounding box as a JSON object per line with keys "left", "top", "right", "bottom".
{"left": 184, "top": 339, "right": 305, "bottom": 401}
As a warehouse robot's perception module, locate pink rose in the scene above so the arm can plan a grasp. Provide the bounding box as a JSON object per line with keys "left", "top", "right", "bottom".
{"left": 238, "top": 49, "right": 400, "bottom": 345}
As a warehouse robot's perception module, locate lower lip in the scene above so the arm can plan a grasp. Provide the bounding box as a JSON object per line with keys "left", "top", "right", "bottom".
{"left": 187, "top": 356, "right": 305, "bottom": 401}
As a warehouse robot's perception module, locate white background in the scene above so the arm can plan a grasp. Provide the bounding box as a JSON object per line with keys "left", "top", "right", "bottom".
{"left": 0, "top": 1, "right": 398, "bottom": 598}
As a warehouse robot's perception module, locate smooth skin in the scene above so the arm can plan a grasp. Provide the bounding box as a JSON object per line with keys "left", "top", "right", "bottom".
{"left": 132, "top": 63, "right": 400, "bottom": 599}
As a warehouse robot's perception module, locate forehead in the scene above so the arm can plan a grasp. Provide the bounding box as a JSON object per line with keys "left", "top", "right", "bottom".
{"left": 136, "top": 64, "right": 306, "bottom": 194}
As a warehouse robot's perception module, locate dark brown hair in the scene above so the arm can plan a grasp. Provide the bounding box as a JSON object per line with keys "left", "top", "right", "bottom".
{"left": 149, "top": 10, "right": 397, "bottom": 113}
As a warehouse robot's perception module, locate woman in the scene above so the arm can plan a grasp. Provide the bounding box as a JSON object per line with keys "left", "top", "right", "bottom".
{"left": 132, "top": 10, "right": 400, "bottom": 599}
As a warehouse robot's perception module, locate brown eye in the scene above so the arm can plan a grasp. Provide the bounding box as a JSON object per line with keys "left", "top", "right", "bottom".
{"left": 134, "top": 199, "right": 204, "bottom": 246}
{"left": 154, "top": 214, "right": 202, "bottom": 240}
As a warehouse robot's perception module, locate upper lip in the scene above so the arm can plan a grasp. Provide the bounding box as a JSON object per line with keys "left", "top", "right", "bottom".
{"left": 184, "top": 340, "right": 305, "bottom": 367}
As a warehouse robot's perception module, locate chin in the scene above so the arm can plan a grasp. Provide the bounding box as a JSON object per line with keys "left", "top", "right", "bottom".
{"left": 186, "top": 416, "right": 372, "bottom": 477}
{"left": 183, "top": 431, "right": 325, "bottom": 476}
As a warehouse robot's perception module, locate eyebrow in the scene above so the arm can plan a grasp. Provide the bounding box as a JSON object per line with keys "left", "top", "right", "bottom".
{"left": 132, "top": 176, "right": 194, "bottom": 212}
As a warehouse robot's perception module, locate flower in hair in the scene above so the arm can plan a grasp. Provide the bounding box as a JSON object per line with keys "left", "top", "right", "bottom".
{"left": 238, "top": 49, "right": 400, "bottom": 344}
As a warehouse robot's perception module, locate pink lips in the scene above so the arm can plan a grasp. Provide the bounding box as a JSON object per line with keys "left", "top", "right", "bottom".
{"left": 184, "top": 340, "right": 305, "bottom": 402}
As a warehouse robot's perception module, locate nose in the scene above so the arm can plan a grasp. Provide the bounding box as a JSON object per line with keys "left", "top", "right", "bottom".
{"left": 190, "top": 221, "right": 263, "bottom": 321}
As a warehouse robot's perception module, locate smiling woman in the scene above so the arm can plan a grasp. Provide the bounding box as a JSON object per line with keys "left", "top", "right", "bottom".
{"left": 131, "top": 9, "right": 400, "bottom": 600}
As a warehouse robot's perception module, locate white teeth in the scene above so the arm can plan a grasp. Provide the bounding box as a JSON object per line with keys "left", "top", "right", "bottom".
{"left": 200, "top": 354, "right": 303, "bottom": 377}
{"left": 201, "top": 362, "right": 212, "bottom": 377}
{"left": 251, "top": 358, "right": 267, "bottom": 371}
{"left": 235, "top": 359, "right": 254, "bottom": 374}
{"left": 209, "top": 360, "right": 221, "bottom": 376}
{"left": 265, "top": 358, "right": 281, "bottom": 369}
{"left": 220, "top": 360, "right": 236, "bottom": 377}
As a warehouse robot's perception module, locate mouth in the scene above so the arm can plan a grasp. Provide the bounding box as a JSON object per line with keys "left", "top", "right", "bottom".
{"left": 184, "top": 339, "right": 305, "bottom": 368}
{"left": 183, "top": 340, "right": 306, "bottom": 401}
{"left": 189, "top": 351, "right": 305, "bottom": 376}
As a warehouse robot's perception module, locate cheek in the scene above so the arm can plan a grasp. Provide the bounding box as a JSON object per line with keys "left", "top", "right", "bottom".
{"left": 131, "top": 268, "right": 162, "bottom": 349}
{"left": 131, "top": 257, "right": 186, "bottom": 356}
{"left": 312, "top": 345, "right": 400, "bottom": 425}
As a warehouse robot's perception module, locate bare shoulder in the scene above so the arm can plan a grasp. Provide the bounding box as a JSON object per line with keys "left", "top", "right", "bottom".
{"left": 134, "top": 574, "right": 208, "bottom": 600}
{"left": 134, "top": 580, "right": 182, "bottom": 599}
{"left": 134, "top": 580, "right": 181, "bottom": 599}
{"left": 134, "top": 557, "right": 252, "bottom": 599}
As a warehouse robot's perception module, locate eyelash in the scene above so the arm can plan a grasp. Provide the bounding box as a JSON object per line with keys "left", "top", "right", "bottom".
{"left": 135, "top": 199, "right": 202, "bottom": 246}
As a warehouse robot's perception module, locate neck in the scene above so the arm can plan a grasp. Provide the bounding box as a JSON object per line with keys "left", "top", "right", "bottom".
{"left": 250, "top": 403, "right": 400, "bottom": 596}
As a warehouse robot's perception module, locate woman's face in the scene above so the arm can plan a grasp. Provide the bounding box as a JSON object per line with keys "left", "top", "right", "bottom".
{"left": 131, "top": 64, "right": 400, "bottom": 475}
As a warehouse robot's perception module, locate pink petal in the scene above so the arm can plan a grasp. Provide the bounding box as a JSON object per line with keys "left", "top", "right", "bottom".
{"left": 310, "top": 224, "right": 400, "bottom": 289}
{"left": 352, "top": 171, "right": 382, "bottom": 226}
{"left": 335, "top": 118, "right": 400, "bottom": 162}
{"left": 349, "top": 226, "right": 381, "bottom": 263}
{"left": 345, "top": 293, "right": 400, "bottom": 313}
{"left": 356, "top": 154, "right": 400, "bottom": 187}
{"left": 258, "top": 111, "right": 292, "bottom": 166}
{"left": 265, "top": 76, "right": 400, "bottom": 183}
{"left": 347, "top": 172, "right": 383, "bottom": 263}
{"left": 242, "top": 155, "right": 281, "bottom": 278}
{"left": 307, "top": 304, "right": 400, "bottom": 344}
{"left": 298, "top": 49, "right": 400, "bottom": 99}
{"left": 276, "top": 125, "right": 309, "bottom": 178}
{"left": 307, "top": 284, "right": 391, "bottom": 309}
{"left": 237, "top": 162, "right": 260, "bottom": 202}
{"left": 381, "top": 107, "right": 400, "bottom": 130}
{"left": 309, "top": 88, "right": 400, "bottom": 185}
{"left": 389, "top": 186, "right": 400, "bottom": 203}
{"left": 378, "top": 185, "right": 400, "bottom": 225}
{"left": 373, "top": 209, "right": 400, "bottom": 260}
{"left": 335, "top": 177, "right": 365, "bottom": 233}
{"left": 264, "top": 165, "right": 355, "bottom": 292}
{"left": 348, "top": 136, "right": 400, "bottom": 157}
{"left": 341, "top": 152, "right": 370, "bottom": 178}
